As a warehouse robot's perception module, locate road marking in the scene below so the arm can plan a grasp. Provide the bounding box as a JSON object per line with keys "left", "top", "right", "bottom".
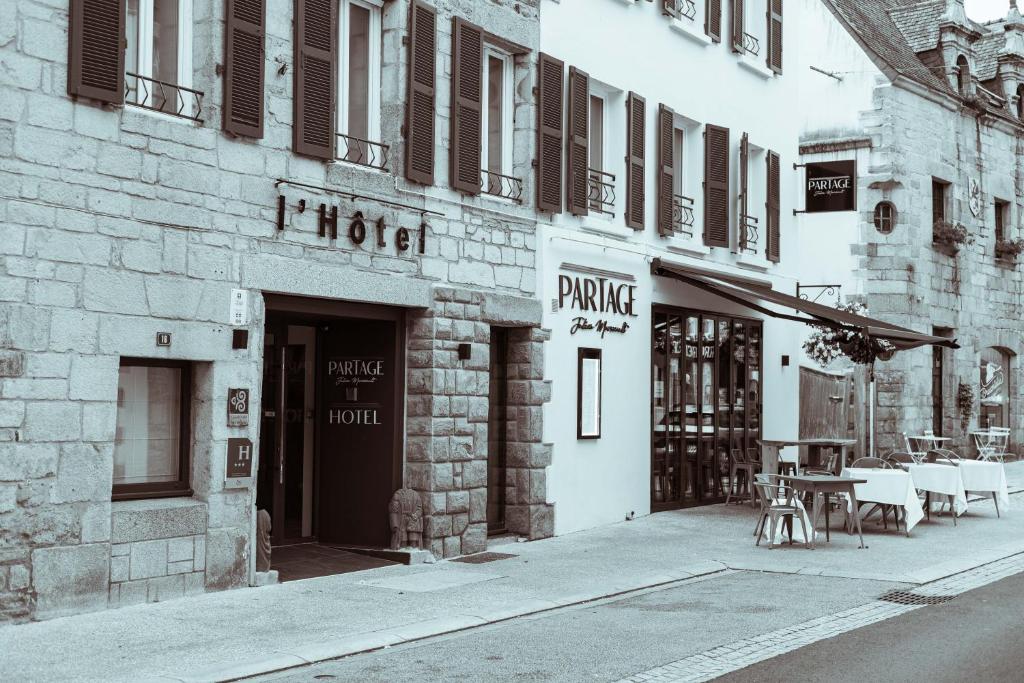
{"left": 616, "top": 553, "right": 1024, "bottom": 683}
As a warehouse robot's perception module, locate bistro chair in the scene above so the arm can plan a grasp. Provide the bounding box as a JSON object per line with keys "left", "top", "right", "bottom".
{"left": 849, "top": 457, "right": 900, "bottom": 531}
{"left": 902, "top": 432, "right": 927, "bottom": 462}
{"left": 972, "top": 431, "right": 999, "bottom": 461}
{"left": 726, "top": 448, "right": 759, "bottom": 507}
{"left": 753, "top": 480, "right": 810, "bottom": 549}
{"left": 804, "top": 452, "right": 837, "bottom": 477}
{"left": 850, "top": 457, "right": 891, "bottom": 469}
{"left": 927, "top": 448, "right": 961, "bottom": 464}
{"left": 884, "top": 451, "right": 915, "bottom": 470}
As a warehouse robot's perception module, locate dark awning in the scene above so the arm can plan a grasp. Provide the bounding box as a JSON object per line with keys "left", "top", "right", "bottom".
{"left": 652, "top": 259, "right": 959, "bottom": 351}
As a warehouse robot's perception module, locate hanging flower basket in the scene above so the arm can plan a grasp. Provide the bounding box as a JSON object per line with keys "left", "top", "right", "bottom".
{"left": 802, "top": 302, "right": 896, "bottom": 367}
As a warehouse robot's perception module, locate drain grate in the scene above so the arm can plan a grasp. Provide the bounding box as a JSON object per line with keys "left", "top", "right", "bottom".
{"left": 452, "top": 552, "right": 518, "bottom": 564}
{"left": 878, "top": 590, "right": 956, "bottom": 606}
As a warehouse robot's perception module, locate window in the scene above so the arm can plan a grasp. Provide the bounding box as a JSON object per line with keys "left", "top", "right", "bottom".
{"left": 931, "top": 178, "right": 948, "bottom": 228}
{"left": 577, "top": 348, "right": 602, "bottom": 439}
{"left": 481, "top": 48, "right": 514, "bottom": 197}
{"left": 994, "top": 199, "right": 1008, "bottom": 243}
{"left": 874, "top": 201, "right": 896, "bottom": 234}
{"left": 588, "top": 92, "right": 614, "bottom": 214}
{"left": 956, "top": 55, "right": 970, "bottom": 97}
{"left": 1018, "top": 85, "right": 1024, "bottom": 120}
{"left": 980, "top": 347, "right": 1012, "bottom": 430}
{"left": 337, "top": 0, "right": 383, "bottom": 167}
{"left": 125, "top": 0, "right": 196, "bottom": 119}
{"left": 113, "top": 359, "right": 192, "bottom": 499}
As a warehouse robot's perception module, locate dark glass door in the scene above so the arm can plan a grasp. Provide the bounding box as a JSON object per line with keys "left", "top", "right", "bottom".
{"left": 487, "top": 327, "right": 509, "bottom": 534}
{"left": 652, "top": 308, "right": 762, "bottom": 509}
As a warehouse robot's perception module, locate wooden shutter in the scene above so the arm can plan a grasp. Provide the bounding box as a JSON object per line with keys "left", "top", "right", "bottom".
{"left": 703, "top": 124, "right": 730, "bottom": 248}
{"left": 450, "top": 18, "right": 483, "bottom": 195}
{"left": 767, "top": 0, "right": 783, "bottom": 73}
{"left": 224, "top": 0, "right": 266, "bottom": 138}
{"left": 767, "top": 150, "right": 781, "bottom": 262}
{"left": 738, "top": 132, "right": 749, "bottom": 250}
{"left": 406, "top": 1, "right": 436, "bottom": 185}
{"left": 706, "top": 0, "right": 722, "bottom": 43}
{"left": 68, "top": 0, "right": 125, "bottom": 104}
{"left": 625, "top": 92, "right": 646, "bottom": 231}
{"left": 730, "top": 0, "right": 744, "bottom": 52}
{"left": 293, "top": 0, "right": 336, "bottom": 159}
{"left": 537, "top": 53, "right": 564, "bottom": 214}
{"left": 566, "top": 66, "right": 589, "bottom": 217}
{"left": 657, "top": 104, "right": 675, "bottom": 236}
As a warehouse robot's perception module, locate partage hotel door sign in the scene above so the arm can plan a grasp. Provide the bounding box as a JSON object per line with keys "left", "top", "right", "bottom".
{"left": 318, "top": 318, "right": 401, "bottom": 547}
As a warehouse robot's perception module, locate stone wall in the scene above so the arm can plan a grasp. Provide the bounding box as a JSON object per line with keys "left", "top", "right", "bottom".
{"left": 0, "top": 0, "right": 545, "bottom": 621}
{"left": 855, "top": 84, "right": 1024, "bottom": 452}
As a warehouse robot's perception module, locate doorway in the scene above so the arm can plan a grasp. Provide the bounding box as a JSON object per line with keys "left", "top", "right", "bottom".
{"left": 487, "top": 327, "right": 509, "bottom": 534}
{"left": 257, "top": 296, "right": 405, "bottom": 558}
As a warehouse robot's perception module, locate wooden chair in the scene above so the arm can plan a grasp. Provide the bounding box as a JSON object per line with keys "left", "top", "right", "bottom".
{"left": 753, "top": 480, "right": 810, "bottom": 549}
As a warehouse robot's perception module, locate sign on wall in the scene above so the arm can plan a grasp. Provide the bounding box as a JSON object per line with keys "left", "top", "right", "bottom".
{"left": 226, "top": 438, "right": 253, "bottom": 478}
{"left": 227, "top": 388, "right": 250, "bottom": 427}
{"left": 556, "top": 265, "right": 638, "bottom": 338}
{"left": 804, "top": 161, "right": 856, "bottom": 213}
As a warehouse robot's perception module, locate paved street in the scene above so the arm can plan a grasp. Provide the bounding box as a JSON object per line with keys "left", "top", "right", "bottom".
{"left": 720, "top": 570, "right": 1024, "bottom": 683}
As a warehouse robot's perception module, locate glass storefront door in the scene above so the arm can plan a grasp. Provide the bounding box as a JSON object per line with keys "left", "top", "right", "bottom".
{"left": 652, "top": 307, "right": 762, "bottom": 509}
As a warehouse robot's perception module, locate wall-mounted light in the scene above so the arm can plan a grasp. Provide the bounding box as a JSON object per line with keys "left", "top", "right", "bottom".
{"left": 458, "top": 343, "right": 472, "bottom": 361}
{"left": 781, "top": 355, "right": 790, "bottom": 367}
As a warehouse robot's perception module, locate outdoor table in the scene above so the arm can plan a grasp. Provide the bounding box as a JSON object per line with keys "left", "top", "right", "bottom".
{"left": 907, "top": 462, "right": 967, "bottom": 523}
{"left": 957, "top": 460, "right": 1010, "bottom": 517}
{"left": 781, "top": 474, "right": 867, "bottom": 549}
{"left": 758, "top": 439, "right": 857, "bottom": 476}
{"left": 907, "top": 435, "right": 952, "bottom": 460}
{"left": 841, "top": 467, "right": 925, "bottom": 536}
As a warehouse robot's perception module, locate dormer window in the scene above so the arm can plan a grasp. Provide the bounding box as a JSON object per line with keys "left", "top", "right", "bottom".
{"left": 955, "top": 55, "right": 970, "bottom": 97}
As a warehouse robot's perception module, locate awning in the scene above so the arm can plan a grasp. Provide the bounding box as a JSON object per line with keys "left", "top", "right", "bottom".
{"left": 652, "top": 259, "right": 959, "bottom": 351}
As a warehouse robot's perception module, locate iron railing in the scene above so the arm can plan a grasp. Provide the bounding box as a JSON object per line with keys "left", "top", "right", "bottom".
{"left": 337, "top": 134, "right": 390, "bottom": 171}
{"left": 588, "top": 168, "right": 616, "bottom": 216}
{"left": 742, "top": 32, "right": 761, "bottom": 56}
{"left": 740, "top": 214, "right": 759, "bottom": 253}
{"left": 125, "top": 72, "right": 204, "bottom": 122}
{"left": 480, "top": 169, "right": 523, "bottom": 202}
{"left": 663, "top": 0, "right": 697, "bottom": 21}
{"left": 672, "top": 194, "right": 695, "bottom": 237}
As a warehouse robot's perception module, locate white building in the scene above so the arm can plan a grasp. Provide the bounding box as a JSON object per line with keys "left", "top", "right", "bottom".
{"left": 536, "top": 0, "right": 803, "bottom": 535}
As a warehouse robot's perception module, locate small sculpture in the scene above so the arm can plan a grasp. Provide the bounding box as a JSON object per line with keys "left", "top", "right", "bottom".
{"left": 256, "top": 508, "right": 272, "bottom": 572}
{"left": 389, "top": 488, "right": 423, "bottom": 550}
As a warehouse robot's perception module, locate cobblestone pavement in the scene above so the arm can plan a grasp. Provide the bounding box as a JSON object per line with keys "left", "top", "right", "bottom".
{"left": 615, "top": 552, "right": 1024, "bottom": 683}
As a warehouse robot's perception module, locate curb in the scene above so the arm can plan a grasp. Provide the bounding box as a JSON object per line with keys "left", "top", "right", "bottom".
{"left": 177, "top": 561, "right": 731, "bottom": 683}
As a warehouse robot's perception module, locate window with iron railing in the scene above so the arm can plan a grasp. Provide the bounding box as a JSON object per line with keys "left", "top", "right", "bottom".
{"left": 740, "top": 214, "right": 759, "bottom": 253}
{"left": 336, "top": 0, "right": 388, "bottom": 170}
{"left": 588, "top": 169, "right": 616, "bottom": 216}
{"left": 480, "top": 47, "right": 520, "bottom": 201}
{"left": 662, "top": 0, "right": 697, "bottom": 21}
{"left": 672, "top": 194, "right": 695, "bottom": 237}
{"left": 125, "top": 0, "right": 202, "bottom": 121}
{"left": 481, "top": 170, "right": 523, "bottom": 202}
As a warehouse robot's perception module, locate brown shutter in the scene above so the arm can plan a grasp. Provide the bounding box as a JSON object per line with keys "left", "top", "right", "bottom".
{"left": 537, "top": 53, "right": 564, "bottom": 214}
{"left": 767, "top": 150, "right": 781, "bottom": 262}
{"left": 703, "top": 124, "right": 730, "bottom": 248}
{"left": 730, "top": 0, "right": 744, "bottom": 52}
{"left": 68, "top": 0, "right": 126, "bottom": 104}
{"left": 224, "top": 0, "right": 266, "bottom": 138}
{"left": 566, "top": 66, "right": 589, "bottom": 217}
{"left": 625, "top": 92, "right": 646, "bottom": 231}
{"left": 767, "top": 0, "right": 783, "bottom": 73}
{"left": 706, "top": 0, "right": 722, "bottom": 43}
{"left": 450, "top": 18, "right": 483, "bottom": 195}
{"left": 738, "top": 132, "right": 749, "bottom": 250}
{"left": 293, "top": 0, "right": 336, "bottom": 159}
{"left": 405, "top": 1, "right": 436, "bottom": 185}
{"left": 657, "top": 104, "right": 675, "bottom": 236}
{"left": 660, "top": 0, "right": 676, "bottom": 16}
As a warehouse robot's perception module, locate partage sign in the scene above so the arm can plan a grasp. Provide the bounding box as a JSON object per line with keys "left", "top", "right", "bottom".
{"left": 557, "top": 270, "right": 638, "bottom": 338}
{"left": 804, "top": 160, "right": 856, "bottom": 213}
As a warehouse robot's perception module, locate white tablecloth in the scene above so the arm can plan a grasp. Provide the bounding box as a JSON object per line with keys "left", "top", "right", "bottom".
{"left": 841, "top": 468, "right": 925, "bottom": 532}
{"left": 957, "top": 460, "right": 1010, "bottom": 508}
{"left": 908, "top": 463, "right": 967, "bottom": 516}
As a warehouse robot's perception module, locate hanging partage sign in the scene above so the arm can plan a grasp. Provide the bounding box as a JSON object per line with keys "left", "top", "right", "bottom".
{"left": 804, "top": 160, "right": 856, "bottom": 213}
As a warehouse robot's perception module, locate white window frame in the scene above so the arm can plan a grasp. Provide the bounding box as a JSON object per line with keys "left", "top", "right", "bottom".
{"left": 480, "top": 46, "right": 515, "bottom": 180}
{"left": 126, "top": 0, "right": 194, "bottom": 116}
{"left": 337, "top": 0, "right": 383, "bottom": 146}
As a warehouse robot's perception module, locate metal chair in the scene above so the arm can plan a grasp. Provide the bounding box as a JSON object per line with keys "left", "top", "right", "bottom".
{"left": 849, "top": 457, "right": 899, "bottom": 531}
{"left": 927, "top": 448, "right": 961, "bottom": 464}
{"left": 973, "top": 431, "right": 999, "bottom": 461}
{"left": 804, "top": 451, "right": 837, "bottom": 477}
{"left": 902, "top": 432, "right": 927, "bottom": 463}
{"left": 850, "top": 456, "right": 891, "bottom": 469}
{"left": 753, "top": 480, "right": 810, "bottom": 549}
{"left": 884, "top": 451, "right": 915, "bottom": 470}
{"left": 726, "top": 448, "right": 760, "bottom": 507}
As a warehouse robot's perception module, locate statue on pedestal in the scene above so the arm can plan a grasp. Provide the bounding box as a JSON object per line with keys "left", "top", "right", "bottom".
{"left": 389, "top": 488, "right": 423, "bottom": 550}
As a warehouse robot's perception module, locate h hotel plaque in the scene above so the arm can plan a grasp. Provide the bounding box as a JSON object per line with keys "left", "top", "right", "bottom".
{"left": 226, "top": 438, "right": 253, "bottom": 478}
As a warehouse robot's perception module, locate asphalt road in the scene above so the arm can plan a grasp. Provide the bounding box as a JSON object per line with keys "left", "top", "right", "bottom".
{"left": 253, "top": 571, "right": 905, "bottom": 683}
{"left": 718, "top": 571, "right": 1024, "bottom": 683}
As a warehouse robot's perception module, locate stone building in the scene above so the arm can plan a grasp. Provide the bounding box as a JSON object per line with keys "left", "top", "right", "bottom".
{"left": 0, "top": 0, "right": 551, "bottom": 622}
{"left": 796, "top": 0, "right": 1024, "bottom": 453}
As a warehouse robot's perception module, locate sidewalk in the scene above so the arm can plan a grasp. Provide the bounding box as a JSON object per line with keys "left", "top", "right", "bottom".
{"left": 3, "top": 462, "right": 1023, "bottom": 682}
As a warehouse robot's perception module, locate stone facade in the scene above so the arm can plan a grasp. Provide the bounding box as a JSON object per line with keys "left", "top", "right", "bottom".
{"left": 0, "top": 0, "right": 549, "bottom": 623}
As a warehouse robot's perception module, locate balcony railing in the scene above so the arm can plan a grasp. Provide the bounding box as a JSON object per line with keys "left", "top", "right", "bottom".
{"left": 742, "top": 32, "right": 761, "bottom": 56}
{"left": 740, "top": 214, "right": 759, "bottom": 254}
{"left": 672, "top": 194, "right": 695, "bottom": 237}
{"left": 588, "top": 168, "right": 616, "bottom": 216}
{"left": 481, "top": 169, "right": 523, "bottom": 202}
{"left": 337, "top": 134, "right": 390, "bottom": 171}
{"left": 663, "top": 0, "right": 697, "bottom": 21}
{"left": 125, "top": 72, "right": 204, "bottom": 122}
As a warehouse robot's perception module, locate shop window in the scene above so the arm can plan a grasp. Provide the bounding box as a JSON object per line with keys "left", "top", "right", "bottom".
{"left": 873, "top": 201, "right": 896, "bottom": 234}
{"left": 980, "top": 347, "right": 1011, "bottom": 430}
{"left": 481, "top": 47, "right": 515, "bottom": 198}
{"left": 125, "top": 0, "right": 196, "bottom": 119}
{"left": 113, "top": 358, "right": 192, "bottom": 499}
{"left": 337, "top": 0, "right": 384, "bottom": 167}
